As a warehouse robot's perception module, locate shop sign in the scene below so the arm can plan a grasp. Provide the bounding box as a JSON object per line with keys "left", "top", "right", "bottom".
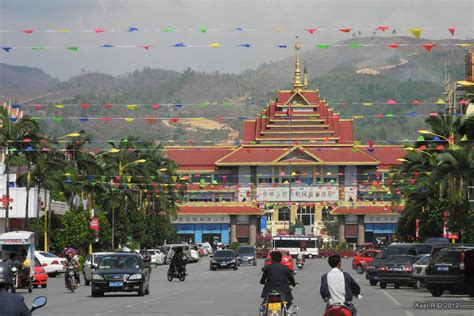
{"left": 256, "top": 186, "right": 339, "bottom": 202}
{"left": 364, "top": 215, "right": 399, "bottom": 223}
{"left": 171, "top": 215, "right": 230, "bottom": 224}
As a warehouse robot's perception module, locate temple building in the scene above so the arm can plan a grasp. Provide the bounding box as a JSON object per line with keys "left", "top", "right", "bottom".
{"left": 165, "top": 36, "right": 406, "bottom": 246}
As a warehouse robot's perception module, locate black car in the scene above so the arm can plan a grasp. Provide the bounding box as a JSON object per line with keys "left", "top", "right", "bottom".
{"left": 366, "top": 243, "right": 432, "bottom": 286}
{"left": 91, "top": 253, "right": 151, "bottom": 297}
{"left": 236, "top": 246, "right": 257, "bottom": 266}
{"left": 377, "top": 255, "right": 418, "bottom": 289}
{"left": 210, "top": 250, "right": 239, "bottom": 271}
{"left": 424, "top": 247, "right": 474, "bottom": 297}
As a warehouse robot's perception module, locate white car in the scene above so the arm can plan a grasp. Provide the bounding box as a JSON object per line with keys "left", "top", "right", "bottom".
{"left": 197, "top": 242, "right": 213, "bottom": 255}
{"left": 190, "top": 246, "right": 200, "bottom": 263}
{"left": 34, "top": 251, "right": 66, "bottom": 277}
{"left": 412, "top": 254, "right": 430, "bottom": 289}
{"left": 148, "top": 249, "right": 165, "bottom": 266}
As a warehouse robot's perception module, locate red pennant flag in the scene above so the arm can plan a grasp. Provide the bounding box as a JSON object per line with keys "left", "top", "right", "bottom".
{"left": 375, "top": 114, "right": 385, "bottom": 118}
{"left": 103, "top": 103, "right": 113, "bottom": 109}
{"left": 23, "top": 138, "right": 32, "bottom": 143}
{"left": 339, "top": 102, "right": 350, "bottom": 106}
{"left": 411, "top": 100, "right": 422, "bottom": 105}
{"left": 93, "top": 28, "right": 106, "bottom": 33}
{"left": 34, "top": 104, "right": 42, "bottom": 110}
{"left": 215, "top": 117, "right": 225, "bottom": 121}
{"left": 422, "top": 44, "right": 436, "bottom": 51}
{"left": 429, "top": 112, "right": 439, "bottom": 117}
{"left": 21, "top": 29, "right": 34, "bottom": 33}
{"left": 386, "top": 99, "right": 397, "bottom": 105}
{"left": 305, "top": 28, "right": 317, "bottom": 34}
{"left": 459, "top": 99, "right": 467, "bottom": 105}
{"left": 146, "top": 118, "right": 157, "bottom": 123}
{"left": 139, "top": 45, "right": 152, "bottom": 50}
{"left": 339, "top": 28, "right": 352, "bottom": 33}
{"left": 115, "top": 176, "right": 121, "bottom": 180}
{"left": 376, "top": 26, "right": 390, "bottom": 32}
{"left": 101, "top": 117, "right": 112, "bottom": 122}
{"left": 448, "top": 28, "right": 456, "bottom": 36}
{"left": 151, "top": 104, "right": 161, "bottom": 109}
{"left": 80, "top": 103, "right": 90, "bottom": 109}
{"left": 418, "top": 145, "right": 427, "bottom": 150}
{"left": 387, "top": 44, "right": 399, "bottom": 49}
{"left": 170, "top": 118, "right": 179, "bottom": 123}
{"left": 185, "top": 139, "right": 193, "bottom": 144}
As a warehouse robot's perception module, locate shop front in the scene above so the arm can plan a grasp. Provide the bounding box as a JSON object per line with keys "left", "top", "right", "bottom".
{"left": 171, "top": 215, "right": 230, "bottom": 244}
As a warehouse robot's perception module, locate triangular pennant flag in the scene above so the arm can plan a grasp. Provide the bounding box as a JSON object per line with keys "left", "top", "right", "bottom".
{"left": 376, "top": 26, "right": 390, "bottom": 31}
{"left": 362, "top": 102, "right": 373, "bottom": 106}
{"left": 67, "top": 47, "right": 79, "bottom": 51}
{"left": 347, "top": 43, "right": 361, "bottom": 48}
{"left": 22, "top": 29, "right": 34, "bottom": 33}
{"left": 305, "top": 28, "right": 317, "bottom": 34}
{"left": 79, "top": 118, "right": 89, "bottom": 122}
{"left": 448, "top": 28, "right": 456, "bottom": 36}
{"left": 101, "top": 117, "right": 112, "bottom": 122}
{"left": 171, "top": 42, "right": 186, "bottom": 47}
{"left": 93, "top": 28, "right": 106, "bottom": 33}
{"left": 170, "top": 118, "right": 179, "bottom": 123}
{"left": 151, "top": 103, "right": 160, "bottom": 109}
{"left": 459, "top": 43, "right": 472, "bottom": 48}
{"left": 34, "top": 104, "right": 41, "bottom": 110}
{"left": 80, "top": 103, "right": 90, "bottom": 109}
{"left": 127, "top": 104, "right": 137, "bottom": 110}
{"left": 124, "top": 118, "right": 135, "bottom": 122}
{"left": 128, "top": 27, "right": 139, "bottom": 32}
{"left": 146, "top": 118, "right": 157, "bottom": 123}
{"left": 100, "top": 44, "right": 114, "bottom": 48}
{"left": 409, "top": 28, "right": 422, "bottom": 38}
{"left": 339, "top": 28, "right": 352, "bottom": 33}
{"left": 51, "top": 117, "right": 63, "bottom": 123}
{"left": 103, "top": 103, "right": 113, "bottom": 109}
{"left": 199, "top": 103, "right": 209, "bottom": 108}
{"left": 1, "top": 47, "right": 12, "bottom": 53}
{"left": 237, "top": 44, "right": 251, "bottom": 48}
{"left": 411, "top": 100, "right": 422, "bottom": 105}
{"left": 386, "top": 99, "right": 397, "bottom": 105}
{"left": 199, "top": 26, "right": 208, "bottom": 33}
{"left": 138, "top": 45, "right": 152, "bottom": 50}
{"left": 32, "top": 46, "right": 45, "bottom": 51}
{"left": 315, "top": 44, "right": 330, "bottom": 49}
{"left": 276, "top": 45, "right": 287, "bottom": 48}
{"left": 208, "top": 43, "right": 220, "bottom": 48}
{"left": 163, "top": 26, "right": 174, "bottom": 32}
{"left": 387, "top": 44, "right": 399, "bottom": 49}
{"left": 55, "top": 104, "right": 65, "bottom": 109}
{"left": 435, "top": 99, "right": 446, "bottom": 105}
{"left": 422, "top": 44, "right": 436, "bottom": 52}
{"left": 126, "top": 176, "right": 132, "bottom": 183}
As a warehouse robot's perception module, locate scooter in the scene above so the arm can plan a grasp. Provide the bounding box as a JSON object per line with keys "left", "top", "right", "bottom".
{"left": 167, "top": 265, "right": 186, "bottom": 282}
{"left": 296, "top": 254, "right": 304, "bottom": 270}
{"left": 323, "top": 295, "right": 362, "bottom": 316}
{"left": 259, "top": 289, "right": 298, "bottom": 316}
{"left": 65, "top": 267, "right": 78, "bottom": 293}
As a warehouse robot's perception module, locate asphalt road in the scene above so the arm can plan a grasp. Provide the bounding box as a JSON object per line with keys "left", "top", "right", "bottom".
{"left": 18, "top": 258, "right": 474, "bottom": 316}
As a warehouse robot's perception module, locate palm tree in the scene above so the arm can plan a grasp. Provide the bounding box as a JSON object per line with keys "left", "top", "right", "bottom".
{"left": 0, "top": 108, "right": 39, "bottom": 231}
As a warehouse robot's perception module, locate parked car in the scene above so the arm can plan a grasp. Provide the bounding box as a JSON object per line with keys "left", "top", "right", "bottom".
{"left": 411, "top": 254, "right": 430, "bottom": 289}
{"left": 236, "top": 245, "right": 257, "bottom": 266}
{"left": 197, "top": 242, "right": 213, "bottom": 255}
{"left": 377, "top": 255, "right": 418, "bottom": 289}
{"left": 366, "top": 243, "right": 432, "bottom": 286}
{"left": 352, "top": 250, "right": 380, "bottom": 274}
{"left": 91, "top": 253, "right": 151, "bottom": 297}
{"left": 424, "top": 247, "right": 474, "bottom": 297}
{"left": 209, "top": 250, "right": 239, "bottom": 271}
{"left": 83, "top": 252, "right": 113, "bottom": 286}
{"left": 147, "top": 249, "right": 165, "bottom": 266}
{"left": 158, "top": 245, "right": 171, "bottom": 260}
{"left": 32, "top": 258, "right": 48, "bottom": 289}
{"left": 189, "top": 246, "right": 200, "bottom": 263}
{"left": 34, "top": 251, "right": 66, "bottom": 277}
{"left": 264, "top": 250, "right": 294, "bottom": 271}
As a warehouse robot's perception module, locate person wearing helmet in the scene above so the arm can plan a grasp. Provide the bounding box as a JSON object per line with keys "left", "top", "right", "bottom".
{"left": 0, "top": 262, "right": 31, "bottom": 316}
{"left": 63, "top": 251, "right": 80, "bottom": 288}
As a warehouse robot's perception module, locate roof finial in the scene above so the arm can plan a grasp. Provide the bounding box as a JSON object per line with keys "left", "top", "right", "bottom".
{"left": 292, "top": 34, "right": 303, "bottom": 91}
{"left": 303, "top": 64, "right": 308, "bottom": 89}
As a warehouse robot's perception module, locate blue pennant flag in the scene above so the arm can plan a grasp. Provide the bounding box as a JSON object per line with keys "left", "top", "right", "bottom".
{"left": 2, "top": 47, "right": 12, "bottom": 53}
{"left": 276, "top": 45, "right": 288, "bottom": 48}
{"left": 171, "top": 42, "right": 186, "bottom": 47}
{"left": 100, "top": 44, "right": 114, "bottom": 48}
{"left": 233, "top": 27, "right": 244, "bottom": 31}
{"left": 11, "top": 104, "right": 21, "bottom": 109}
{"left": 128, "top": 27, "right": 139, "bottom": 32}
{"left": 79, "top": 118, "right": 89, "bottom": 122}
{"left": 405, "top": 112, "right": 417, "bottom": 117}
{"left": 237, "top": 44, "right": 251, "bottom": 48}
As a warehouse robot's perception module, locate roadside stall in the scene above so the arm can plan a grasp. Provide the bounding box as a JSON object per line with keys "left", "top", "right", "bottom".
{"left": 0, "top": 230, "right": 35, "bottom": 292}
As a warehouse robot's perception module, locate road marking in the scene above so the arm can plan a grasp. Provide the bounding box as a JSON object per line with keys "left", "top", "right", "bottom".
{"left": 382, "top": 289, "right": 401, "bottom": 306}
{"left": 125, "top": 305, "right": 134, "bottom": 308}
{"left": 142, "top": 289, "right": 188, "bottom": 304}
{"left": 94, "top": 309, "right": 116, "bottom": 316}
{"left": 405, "top": 311, "right": 414, "bottom": 316}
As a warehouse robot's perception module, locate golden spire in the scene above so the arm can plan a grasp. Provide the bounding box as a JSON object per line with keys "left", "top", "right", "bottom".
{"left": 292, "top": 34, "right": 303, "bottom": 90}
{"left": 303, "top": 64, "right": 308, "bottom": 89}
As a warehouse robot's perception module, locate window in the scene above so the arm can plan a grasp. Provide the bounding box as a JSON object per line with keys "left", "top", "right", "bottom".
{"left": 278, "top": 207, "right": 290, "bottom": 221}
{"left": 297, "top": 205, "right": 314, "bottom": 225}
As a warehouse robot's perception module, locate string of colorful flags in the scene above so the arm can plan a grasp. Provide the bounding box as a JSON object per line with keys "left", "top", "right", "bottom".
{"left": 2, "top": 42, "right": 473, "bottom": 53}
{"left": 0, "top": 26, "right": 466, "bottom": 37}
{"left": 6, "top": 98, "right": 466, "bottom": 109}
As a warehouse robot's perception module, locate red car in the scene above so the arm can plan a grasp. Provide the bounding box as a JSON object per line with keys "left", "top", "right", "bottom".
{"left": 265, "top": 250, "right": 294, "bottom": 271}
{"left": 32, "top": 265, "right": 48, "bottom": 288}
{"left": 352, "top": 250, "right": 380, "bottom": 274}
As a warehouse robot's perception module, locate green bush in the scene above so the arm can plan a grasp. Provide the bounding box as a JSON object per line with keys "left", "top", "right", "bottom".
{"left": 229, "top": 242, "right": 240, "bottom": 250}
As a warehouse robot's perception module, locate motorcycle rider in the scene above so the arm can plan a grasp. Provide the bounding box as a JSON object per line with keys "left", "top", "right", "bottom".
{"left": 260, "top": 251, "right": 296, "bottom": 310}
{"left": 170, "top": 247, "right": 187, "bottom": 275}
{"left": 320, "top": 254, "right": 361, "bottom": 316}
{"left": 64, "top": 251, "right": 80, "bottom": 288}
{"left": 0, "top": 262, "right": 31, "bottom": 316}
{"left": 6, "top": 253, "right": 21, "bottom": 267}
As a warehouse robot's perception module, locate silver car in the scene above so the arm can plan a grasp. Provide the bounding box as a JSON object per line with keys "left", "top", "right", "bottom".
{"left": 83, "top": 252, "right": 113, "bottom": 286}
{"left": 412, "top": 254, "right": 430, "bottom": 289}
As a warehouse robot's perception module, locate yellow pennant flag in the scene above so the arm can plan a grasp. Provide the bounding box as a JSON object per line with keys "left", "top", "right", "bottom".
{"left": 362, "top": 103, "right": 373, "bottom": 107}
{"left": 126, "top": 176, "right": 132, "bottom": 182}
{"left": 208, "top": 43, "right": 220, "bottom": 48}
{"left": 127, "top": 104, "right": 137, "bottom": 110}
{"left": 55, "top": 104, "right": 65, "bottom": 109}
{"left": 127, "top": 183, "right": 133, "bottom": 189}
{"left": 435, "top": 99, "right": 446, "bottom": 105}
{"left": 352, "top": 115, "right": 364, "bottom": 119}
{"left": 57, "top": 29, "right": 71, "bottom": 32}
{"left": 172, "top": 175, "right": 177, "bottom": 182}
{"left": 124, "top": 118, "right": 135, "bottom": 122}
{"left": 460, "top": 43, "right": 472, "bottom": 47}
{"left": 409, "top": 28, "right": 422, "bottom": 38}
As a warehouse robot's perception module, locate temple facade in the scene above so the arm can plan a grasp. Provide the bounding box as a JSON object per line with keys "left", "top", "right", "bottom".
{"left": 165, "top": 36, "right": 406, "bottom": 246}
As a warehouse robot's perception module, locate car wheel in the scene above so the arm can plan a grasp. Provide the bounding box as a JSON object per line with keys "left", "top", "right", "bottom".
{"left": 369, "top": 280, "right": 378, "bottom": 286}
{"left": 138, "top": 286, "right": 145, "bottom": 296}
{"left": 91, "top": 289, "right": 103, "bottom": 297}
{"left": 356, "top": 265, "right": 364, "bottom": 274}
{"left": 430, "top": 288, "right": 444, "bottom": 297}
{"left": 167, "top": 271, "right": 173, "bottom": 282}
{"left": 253, "top": 260, "right": 257, "bottom": 266}
{"left": 394, "top": 284, "right": 400, "bottom": 289}
{"left": 47, "top": 272, "right": 57, "bottom": 278}
{"left": 308, "top": 254, "right": 313, "bottom": 259}
{"left": 234, "top": 265, "right": 238, "bottom": 271}
{"left": 41, "top": 284, "right": 47, "bottom": 289}
{"left": 380, "top": 282, "right": 387, "bottom": 289}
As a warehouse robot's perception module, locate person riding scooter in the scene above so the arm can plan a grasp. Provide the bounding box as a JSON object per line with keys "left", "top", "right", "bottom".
{"left": 0, "top": 262, "right": 32, "bottom": 315}
{"left": 296, "top": 251, "right": 305, "bottom": 270}
{"left": 63, "top": 251, "right": 80, "bottom": 288}
{"left": 169, "top": 247, "right": 187, "bottom": 275}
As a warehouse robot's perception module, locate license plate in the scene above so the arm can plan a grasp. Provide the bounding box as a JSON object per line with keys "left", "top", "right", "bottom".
{"left": 109, "top": 281, "right": 123, "bottom": 287}
{"left": 220, "top": 263, "right": 227, "bottom": 266}
{"left": 268, "top": 303, "right": 281, "bottom": 311}
{"left": 437, "top": 266, "right": 449, "bottom": 272}
{"left": 390, "top": 268, "right": 402, "bottom": 271}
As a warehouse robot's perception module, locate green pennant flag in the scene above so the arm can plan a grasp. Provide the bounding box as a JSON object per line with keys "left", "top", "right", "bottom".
{"left": 199, "top": 103, "right": 209, "bottom": 109}
{"left": 91, "top": 181, "right": 96, "bottom": 186}
{"left": 32, "top": 46, "right": 45, "bottom": 51}
{"left": 199, "top": 26, "right": 208, "bottom": 33}
{"left": 315, "top": 44, "right": 330, "bottom": 49}
{"left": 211, "top": 180, "right": 217, "bottom": 185}
{"left": 163, "top": 26, "right": 174, "bottom": 32}
{"left": 150, "top": 176, "right": 156, "bottom": 180}
{"left": 347, "top": 43, "right": 361, "bottom": 48}
{"left": 101, "top": 176, "right": 107, "bottom": 181}
{"left": 51, "top": 117, "right": 63, "bottom": 123}
{"left": 67, "top": 46, "right": 79, "bottom": 51}
{"left": 223, "top": 101, "right": 233, "bottom": 107}
{"left": 385, "top": 113, "right": 394, "bottom": 118}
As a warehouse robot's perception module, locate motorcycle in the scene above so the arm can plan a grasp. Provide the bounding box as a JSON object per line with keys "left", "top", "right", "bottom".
{"left": 296, "top": 254, "right": 304, "bottom": 270}
{"left": 323, "top": 295, "right": 362, "bottom": 316}
{"left": 259, "top": 290, "right": 298, "bottom": 316}
{"left": 167, "top": 265, "right": 186, "bottom": 282}
{"left": 11, "top": 264, "right": 33, "bottom": 293}
{"left": 65, "top": 266, "right": 78, "bottom": 293}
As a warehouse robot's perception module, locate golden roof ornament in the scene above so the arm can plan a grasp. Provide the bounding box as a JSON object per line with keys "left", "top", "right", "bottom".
{"left": 292, "top": 34, "right": 303, "bottom": 91}
{"left": 303, "top": 64, "right": 308, "bottom": 89}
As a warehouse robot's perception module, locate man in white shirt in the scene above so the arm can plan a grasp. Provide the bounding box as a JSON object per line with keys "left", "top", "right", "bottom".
{"left": 320, "top": 254, "right": 360, "bottom": 316}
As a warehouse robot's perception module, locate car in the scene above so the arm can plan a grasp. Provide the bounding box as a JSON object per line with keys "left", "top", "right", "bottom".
{"left": 165, "top": 244, "right": 192, "bottom": 264}
{"left": 189, "top": 246, "right": 200, "bottom": 263}
{"left": 34, "top": 251, "right": 66, "bottom": 277}
{"left": 83, "top": 252, "right": 113, "bottom": 286}
{"left": 377, "top": 255, "right": 418, "bottom": 289}
{"left": 32, "top": 258, "right": 48, "bottom": 289}
{"left": 147, "top": 249, "right": 165, "bottom": 266}
{"left": 91, "top": 253, "right": 151, "bottom": 297}
{"left": 352, "top": 250, "right": 380, "bottom": 274}
{"left": 209, "top": 250, "right": 239, "bottom": 271}
{"left": 265, "top": 250, "right": 294, "bottom": 271}
{"left": 197, "top": 242, "right": 213, "bottom": 255}
{"left": 236, "top": 246, "right": 257, "bottom": 266}
{"left": 411, "top": 254, "right": 430, "bottom": 289}
{"left": 365, "top": 243, "right": 432, "bottom": 286}
{"left": 424, "top": 247, "right": 474, "bottom": 297}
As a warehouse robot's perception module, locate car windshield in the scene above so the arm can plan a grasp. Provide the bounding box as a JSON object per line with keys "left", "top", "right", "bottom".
{"left": 237, "top": 247, "right": 254, "bottom": 254}
{"left": 415, "top": 255, "right": 430, "bottom": 265}
{"left": 98, "top": 255, "right": 141, "bottom": 269}
{"left": 213, "top": 251, "right": 234, "bottom": 258}
{"left": 94, "top": 254, "right": 105, "bottom": 262}
{"left": 385, "top": 256, "right": 417, "bottom": 264}
{"left": 432, "top": 251, "right": 461, "bottom": 265}
{"left": 40, "top": 252, "right": 58, "bottom": 258}
{"left": 148, "top": 251, "right": 155, "bottom": 255}
{"left": 379, "top": 246, "right": 411, "bottom": 258}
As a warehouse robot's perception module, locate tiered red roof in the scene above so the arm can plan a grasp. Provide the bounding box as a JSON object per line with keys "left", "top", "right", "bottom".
{"left": 165, "top": 147, "right": 234, "bottom": 172}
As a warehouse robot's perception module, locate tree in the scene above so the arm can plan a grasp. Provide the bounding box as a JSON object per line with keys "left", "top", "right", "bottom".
{"left": 55, "top": 209, "right": 95, "bottom": 254}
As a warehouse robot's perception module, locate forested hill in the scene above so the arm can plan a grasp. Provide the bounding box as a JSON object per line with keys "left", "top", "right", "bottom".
{"left": 0, "top": 36, "right": 470, "bottom": 144}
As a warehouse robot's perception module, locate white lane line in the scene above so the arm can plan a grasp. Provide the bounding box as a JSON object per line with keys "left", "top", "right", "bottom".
{"left": 125, "top": 305, "right": 134, "bottom": 308}
{"left": 94, "top": 309, "right": 116, "bottom": 316}
{"left": 405, "top": 311, "right": 414, "bottom": 316}
{"left": 382, "top": 289, "right": 401, "bottom": 306}
{"left": 142, "top": 289, "right": 188, "bottom": 304}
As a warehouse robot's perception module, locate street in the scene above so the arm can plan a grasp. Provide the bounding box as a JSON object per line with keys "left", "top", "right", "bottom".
{"left": 19, "top": 258, "right": 473, "bottom": 316}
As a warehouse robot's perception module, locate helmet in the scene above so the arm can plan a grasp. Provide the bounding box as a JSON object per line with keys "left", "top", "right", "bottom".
{"left": 0, "top": 262, "right": 13, "bottom": 283}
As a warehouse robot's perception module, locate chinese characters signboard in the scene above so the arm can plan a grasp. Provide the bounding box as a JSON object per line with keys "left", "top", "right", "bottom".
{"left": 256, "top": 186, "right": 339, "bottom": 202}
